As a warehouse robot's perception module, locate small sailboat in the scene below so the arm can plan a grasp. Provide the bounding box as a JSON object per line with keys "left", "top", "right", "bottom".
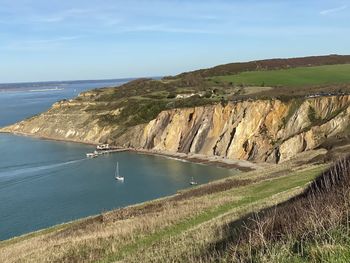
{"left": 189, "top": 177, "right": 198, "bottom": 185}
{"left": 115, "top": 162, "right": 124, "bottom": 181}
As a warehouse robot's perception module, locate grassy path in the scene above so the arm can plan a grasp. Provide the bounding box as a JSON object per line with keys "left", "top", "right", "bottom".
{"left": 100, "top": 166, "right": 325, "bottom": 262}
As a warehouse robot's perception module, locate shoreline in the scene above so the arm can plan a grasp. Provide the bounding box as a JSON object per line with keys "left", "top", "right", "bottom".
{"left": 131, "top": 149, "right": 263, "bottom": 172}
{"left": 0, "top": 130, "right": 263, "bottom": 171}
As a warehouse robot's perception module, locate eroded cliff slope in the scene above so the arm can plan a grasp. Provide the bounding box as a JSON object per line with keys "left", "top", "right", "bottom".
{"left": 135, "top": 95, "right": 350, "bottom": 162}
{"left": 2, "top": 94, "right": 349, "bottom": 163}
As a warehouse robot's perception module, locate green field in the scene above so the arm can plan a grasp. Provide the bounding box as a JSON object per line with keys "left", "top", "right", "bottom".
{"left": 212, "top": 64, "right": 350, "bottom": 87}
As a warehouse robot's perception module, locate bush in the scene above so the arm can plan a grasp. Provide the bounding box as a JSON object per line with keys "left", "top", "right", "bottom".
{"left": 308, "top": 106, "right": 321, "bottom": 124}
{"left": 167, "top": 92, "right": 176, "bottom": 99}
{"left": 203, "top": 91, "right": 212, "bottom": 98}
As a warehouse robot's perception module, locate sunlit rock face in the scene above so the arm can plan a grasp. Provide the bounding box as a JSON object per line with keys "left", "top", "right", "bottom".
{"left": 3, "top": 95, "right": 350, "bottom": 163}
{"left": 138, "top": 96, "right": 349, "bottom": 162}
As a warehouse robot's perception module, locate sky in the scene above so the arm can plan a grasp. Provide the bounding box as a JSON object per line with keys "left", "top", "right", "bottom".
{"left": 0, "top": 0, "right": 349, "bottom": 83}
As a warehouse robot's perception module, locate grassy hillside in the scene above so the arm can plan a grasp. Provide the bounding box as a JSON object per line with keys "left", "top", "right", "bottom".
{"left": 211, "top": 64, "right": 350, "bottom": 88}
{"left": 0, "top": 152, "right": 328, "bottom": 262}
{"left": 221, "top": 155, "right": 350, "bottom": 263}
{"left": 171, "top": 54, "right": 350, "bottom": 79}
{"left": 77, "top": 56, "right": 350, "bottom": 132}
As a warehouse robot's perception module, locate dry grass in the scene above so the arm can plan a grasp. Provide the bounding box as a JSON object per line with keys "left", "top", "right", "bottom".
{"left": 0, "top": 159, "right": 326, "bottom": 263}
{"left": 0, "top": 194, "right": 238, "bottom": 262}
{"left": 224, "top": 156, "right": 350, "bottom": 262}
{"left": 121, "top": 186, "right": 305, "bottom": 263}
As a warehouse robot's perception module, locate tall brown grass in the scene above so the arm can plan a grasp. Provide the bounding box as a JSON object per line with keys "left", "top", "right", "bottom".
{"left": 227, "top": 156, "right": 350, "bottom": 262}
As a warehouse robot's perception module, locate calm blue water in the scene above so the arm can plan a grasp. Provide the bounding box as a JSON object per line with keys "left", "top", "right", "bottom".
{"left": 0, "top": 80, "right": 237, "bottom": 241}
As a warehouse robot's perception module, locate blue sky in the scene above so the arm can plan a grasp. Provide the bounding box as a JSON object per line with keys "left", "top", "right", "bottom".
{"left": 0, "top": 0, "right": 349, "bottom": 83}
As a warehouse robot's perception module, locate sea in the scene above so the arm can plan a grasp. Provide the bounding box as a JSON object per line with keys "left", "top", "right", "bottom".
{"left": 0, "top": 79, "right": 237, "bottom": 240}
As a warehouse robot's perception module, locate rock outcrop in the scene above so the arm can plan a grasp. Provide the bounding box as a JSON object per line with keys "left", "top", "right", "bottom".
{"left": 2, "top": 95, "right": 349, "bottom": 163}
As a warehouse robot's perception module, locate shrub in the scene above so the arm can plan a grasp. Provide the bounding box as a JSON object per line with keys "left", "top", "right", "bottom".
{"left": 167, "top": 92, "right": 176, "bottom": 99}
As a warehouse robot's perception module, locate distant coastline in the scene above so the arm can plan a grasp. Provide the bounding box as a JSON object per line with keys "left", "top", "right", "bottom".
{"left": 0, "top": 77, "right": 165, "bottom": 93}
{"left": 0, "top": 78, "right": 136, "bottom": 93}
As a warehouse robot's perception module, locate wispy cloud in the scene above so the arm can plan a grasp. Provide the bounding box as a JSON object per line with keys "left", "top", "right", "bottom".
{"left": 320, "top": 5, "right": 347, "bottom": 15}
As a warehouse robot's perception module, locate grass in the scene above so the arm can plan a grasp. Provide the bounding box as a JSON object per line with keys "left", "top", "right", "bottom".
{"left": 66, "top": 62, "right": 350, "bottom": 131}
{"left": 247, "top": 227, "right": 350, "bottom": 263}
{"left": 0, "top": 161, "right": 326, "bottom": 262}
{"left": 212, "top": 64, "right": 350, "bottom": 88}
{"left": 116, "top": 166, "right": 325, "bottom": 263}
{"left": 223, "top": 156, "right": 350, "bottom": 263}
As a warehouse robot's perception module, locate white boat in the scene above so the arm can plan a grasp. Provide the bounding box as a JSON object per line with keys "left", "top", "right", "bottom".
{"left": 189, "top": 177, "right": 198, "bottom": 185}
{"left": 115, "top": 162, "right": 124, "bottom": 181}
{"left": 86, "top": 152, "right": 98, "bottom": 158}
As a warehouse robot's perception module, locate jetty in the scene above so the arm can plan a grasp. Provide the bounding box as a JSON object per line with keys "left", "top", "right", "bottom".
{"left": 95, "top": 148, "right": 128, "bottom": 155}
{"left": 86, "top": 144, "right": 128, "bottom": 158}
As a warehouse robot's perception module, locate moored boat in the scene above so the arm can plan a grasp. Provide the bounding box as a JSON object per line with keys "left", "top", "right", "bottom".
{"left": 189, "top": 177, "right": 198, "bottom": 185}
{"left": 115, "top": 162, "right": 124, "bottom": 181}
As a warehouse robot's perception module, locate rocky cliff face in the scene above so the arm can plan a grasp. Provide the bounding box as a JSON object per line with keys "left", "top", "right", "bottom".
{"left": 1, "top": 98, "right": 117, "bottom": 144}
{"left": 131, "top": 96, "right": 350, "bottom": 162}
{"left": 2, "top": 95, "right": 349, "bottom": 163}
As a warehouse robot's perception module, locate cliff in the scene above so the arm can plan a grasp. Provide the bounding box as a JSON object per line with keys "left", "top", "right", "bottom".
{"left": 3, "top": 56, "right": 350, "bottom": 163}
{"left": 2, "top": 95, "right": 349, "bottom": 163}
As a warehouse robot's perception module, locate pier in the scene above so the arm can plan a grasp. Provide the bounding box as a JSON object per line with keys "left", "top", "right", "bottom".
{"left": 86, "top": 145, "right": 129, "bottom": 158}
{"left": 96, "top": 148, "right": 128, "bottom": 155}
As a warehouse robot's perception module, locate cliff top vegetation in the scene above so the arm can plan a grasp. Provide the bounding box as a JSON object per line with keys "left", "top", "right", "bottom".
{"left": 74, "top": 55, "right": 350, "bottom": 129}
